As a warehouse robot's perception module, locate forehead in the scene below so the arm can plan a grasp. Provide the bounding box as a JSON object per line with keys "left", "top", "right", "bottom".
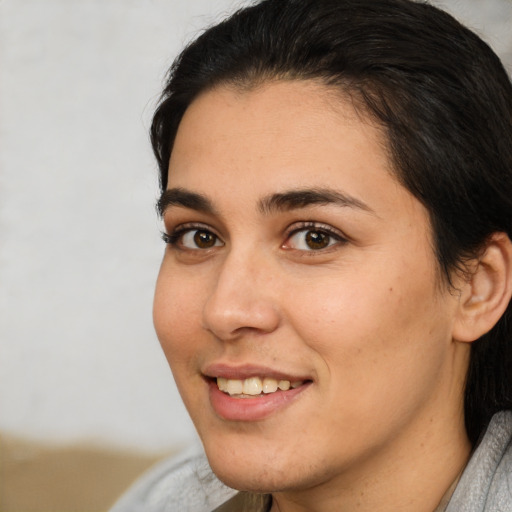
{"left": 169, "top": 80, "right": 393, "bottom": 191}
{"left": 176, "top": 80, "right": 381, "bottom": 142}
{"left": 167, "top": 81, "right": 419, "bottom": 221}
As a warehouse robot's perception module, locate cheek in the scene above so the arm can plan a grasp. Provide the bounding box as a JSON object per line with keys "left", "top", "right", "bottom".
{"left": 286, "top": 261, "right": 450, "bottom": 395}
{"left": 153, "top": 268, "right": 211, "bottom": 422}
{"left": 153, "top": 267, "right": 203, "bottom": 369}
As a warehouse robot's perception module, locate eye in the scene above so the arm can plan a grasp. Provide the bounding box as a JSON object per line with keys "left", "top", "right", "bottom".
{"left": 162, "top": 225, "right": 224, "bottom": 250}
{"left": 181, "top": 229, "right": 222, "bottom": 249}
{"left": 283, "top": 223, "right": 346, "bottom": 251}
{"left": 288, "top": 229, "right": 335, "bottom": 250}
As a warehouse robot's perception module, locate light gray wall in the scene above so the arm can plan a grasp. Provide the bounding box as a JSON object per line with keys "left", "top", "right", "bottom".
{"left": 1, "top": 0, "right": 511, "bottom": 453}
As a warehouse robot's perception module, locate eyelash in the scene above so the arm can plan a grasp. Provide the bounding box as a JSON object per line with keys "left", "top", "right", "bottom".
{"left": 161, "top": 231, "right": 178, "bottom": 245}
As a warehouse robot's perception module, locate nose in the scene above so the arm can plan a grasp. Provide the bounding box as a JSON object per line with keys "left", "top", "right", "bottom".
{"left": 202, "top": 250, "right": 281, "bottom": 341}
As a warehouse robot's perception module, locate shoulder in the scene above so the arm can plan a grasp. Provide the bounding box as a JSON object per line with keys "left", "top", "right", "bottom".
{"left": 447, "top": 411, "right": 512, "bottom": 512}
{"left": 109, "top": 446, "right": 237, "bottom": 512}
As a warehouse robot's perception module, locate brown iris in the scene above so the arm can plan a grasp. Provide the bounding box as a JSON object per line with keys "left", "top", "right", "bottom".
{"left": 305, "top": 230, "right": 330, "bottom": 250}
{"left": 194, "top": 230, "right": 217, "bottom": 248}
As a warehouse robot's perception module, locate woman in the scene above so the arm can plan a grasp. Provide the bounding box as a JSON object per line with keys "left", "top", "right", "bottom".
{"left": 112, "top": 0, "right": 512, "bottom": 510}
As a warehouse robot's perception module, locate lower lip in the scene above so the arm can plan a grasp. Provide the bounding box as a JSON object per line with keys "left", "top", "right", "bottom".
{"left": 208, "top": 380, "right": 311, "bottom": 422}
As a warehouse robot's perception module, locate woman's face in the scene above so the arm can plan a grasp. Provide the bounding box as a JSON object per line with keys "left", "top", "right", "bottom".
{"left": 154, "top": 81, "right": 468, "bottom": 494}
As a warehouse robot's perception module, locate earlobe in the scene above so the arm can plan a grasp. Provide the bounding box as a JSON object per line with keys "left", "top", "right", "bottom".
{"left": 452, "top": 232, "right": 512, "bottom": 343}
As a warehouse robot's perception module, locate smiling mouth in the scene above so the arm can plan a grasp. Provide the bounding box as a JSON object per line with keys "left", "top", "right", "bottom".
{"left": 216, "top": 376, "right": 307, "bottom": 397}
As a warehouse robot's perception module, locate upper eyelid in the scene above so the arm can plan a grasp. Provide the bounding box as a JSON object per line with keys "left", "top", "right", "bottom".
{"left": 162, "top": 208, "right": 226, "bottom": 234}
{"left": 285, "top": 221, "right": 348, "bottom": 240}
{"left": 166, "top": 221, "right": 220, "bottom": 236}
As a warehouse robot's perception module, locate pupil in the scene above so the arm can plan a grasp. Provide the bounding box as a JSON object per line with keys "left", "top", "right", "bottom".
{"left": 194, "top": 230, "right": 215, "bottom": 248}
{"left": 306, "top": 231, "right": 329, "bottom": 249}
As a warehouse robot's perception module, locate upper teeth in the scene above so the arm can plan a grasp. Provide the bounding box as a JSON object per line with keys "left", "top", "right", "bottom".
{"left": 217, "top": 377, "right": 303, "bottom": 396}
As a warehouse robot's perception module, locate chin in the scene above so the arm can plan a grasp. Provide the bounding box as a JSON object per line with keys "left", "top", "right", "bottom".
{"left": 201, "top": 437, "right": 286, "bottom": 492}
{"left": 208, "top": 460, "right": 286, "bottom": 494}
{"left": 203, "top": 436, "right": 326, "bottom": 495}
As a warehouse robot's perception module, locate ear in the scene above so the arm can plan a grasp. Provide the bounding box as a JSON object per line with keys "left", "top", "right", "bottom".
{"left": 452, "top": 232, "right": 512, "bottom": 343}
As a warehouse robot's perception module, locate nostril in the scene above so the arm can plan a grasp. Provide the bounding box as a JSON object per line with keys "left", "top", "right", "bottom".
{"left": 202, "top": 296, "right": 280, "bottom": 340}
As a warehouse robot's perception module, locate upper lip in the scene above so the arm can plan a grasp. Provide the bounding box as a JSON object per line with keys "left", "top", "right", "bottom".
{"left": 202, "top": 363, "right": 312, "bottom": 382}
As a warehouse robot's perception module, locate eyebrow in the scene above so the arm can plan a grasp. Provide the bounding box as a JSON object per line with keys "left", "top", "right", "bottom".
{"left": 157, "top": 188, "right": 217, "bottom": 217}
{"left": 157, "top": 186, "right": 376, "bottom": 217}
{"left": 258, "top": 188, "right": 376, "bottom": 215}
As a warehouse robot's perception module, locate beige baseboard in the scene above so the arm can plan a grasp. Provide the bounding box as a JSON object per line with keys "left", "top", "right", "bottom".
{"left": 0, "top": 433, "right": 171, "bottom": 512}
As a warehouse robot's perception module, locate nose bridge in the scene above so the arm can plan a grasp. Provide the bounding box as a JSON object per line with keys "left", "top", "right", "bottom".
{"left": 202, "top": 243, "right": 280, "bottom": 340}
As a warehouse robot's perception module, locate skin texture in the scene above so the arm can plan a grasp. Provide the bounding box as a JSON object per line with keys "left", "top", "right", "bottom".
{"left": 153, "top": 81, "right": 473, "bottom": 512}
